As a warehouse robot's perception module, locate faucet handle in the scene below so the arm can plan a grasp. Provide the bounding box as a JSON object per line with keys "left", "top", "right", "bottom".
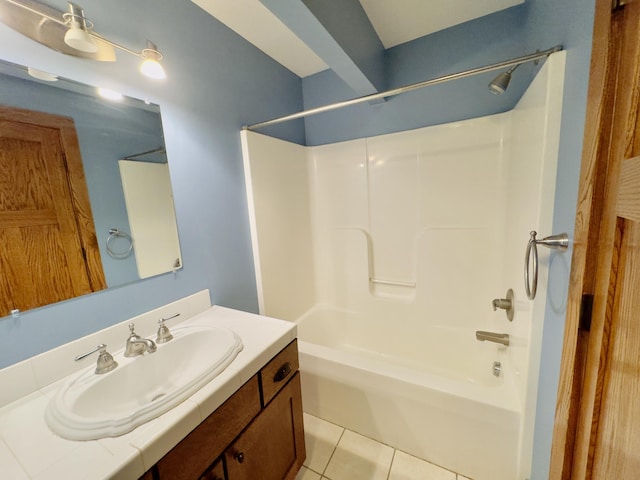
{"left": 156, "top": 318, "right": 174, "bottom": 344}
{"left": 491, "top": 288, "right": 515, "bottom": 321}
{"left": 75, "top": 344, "right": 118, "bottom": 374}
{"left": 128, "top": 323, "right": 140, "bottom": 339}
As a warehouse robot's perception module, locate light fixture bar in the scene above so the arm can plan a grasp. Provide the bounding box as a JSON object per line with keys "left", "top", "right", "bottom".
{"left": 5, "top": 0, "right": 64, "bottom": 25}
{"left": 243, "top": 45, "right": 562, "bottom": 131}
{"left": 88, "top": 31, "right": 141, "bottom": 58}
{"left": 2, "top": 0, "right": 165, "bottom": 66}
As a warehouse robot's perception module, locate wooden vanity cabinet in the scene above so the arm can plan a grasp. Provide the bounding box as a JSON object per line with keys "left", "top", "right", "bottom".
{"left": 225, "top": 373, "right": 304, "bottom": 480}
{"left": 200, "top": 458, "right": 225, "bottom": 480}
{"left": 141, "top": 340, "right": 305, "bottom": 480}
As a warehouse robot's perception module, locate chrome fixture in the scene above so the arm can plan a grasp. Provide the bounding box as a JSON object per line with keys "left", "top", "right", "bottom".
{"left": 106, "top": 228, "right": 133, "bottom": 259}
{"left": 75, "top": 344, "right": 118, "bottom": 374}
{"left": 0, "top": 0, "right": 166, "bottom": 79}
{"left": 140, "top": 40, "right": 166, "bottom": 80}
{"left": 488, "top": 64, "right": 518, "bottom": 94}
{"left": 492, "top": 361, "right": 502, "bottom": 377}
{"left": 475, "top": 331, "right": 510, "bottom": 346}
{"left": 156, "top": 313, "right": 180, "bottom": 344}
{"left": 492, "top": 288, "right": 514, "bottom": 321}
{"left": 244, "top": 45, "right": 563, "bottom": 131}
{"left": 62, "top": 2, "right": 96, "bottom": 53}
{"left": 124, "top": 323, "right": 157, "bottom": 357}
{"left": 524, "top": 231, "right": 569, "bottom": 300}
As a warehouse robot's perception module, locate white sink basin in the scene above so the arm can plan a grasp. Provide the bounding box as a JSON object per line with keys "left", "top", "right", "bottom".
{"left": 45, "top": 325, "right": 243, "bottom": 440}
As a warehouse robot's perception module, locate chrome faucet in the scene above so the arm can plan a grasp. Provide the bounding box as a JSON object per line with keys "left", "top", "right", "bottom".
{"left": 475, "top": 330, "right": 510, "bottom": 346}
{"left": 124, "top": 323, "right": 157, "bottom": 357}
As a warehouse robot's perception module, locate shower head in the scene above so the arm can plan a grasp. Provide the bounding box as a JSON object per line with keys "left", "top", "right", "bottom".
{"left": 488, "top": 64, "right": 519, "bottom": 95}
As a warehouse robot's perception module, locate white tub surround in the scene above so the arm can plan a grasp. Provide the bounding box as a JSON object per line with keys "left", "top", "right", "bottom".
{"left": 0, "top": 291, "right": 296, "bottom": 480}
{"left": 297, "top": 306, "right": 520, "bottom": 480}
{"left": 242, "top": 51, "right": 566, "bottom": 480}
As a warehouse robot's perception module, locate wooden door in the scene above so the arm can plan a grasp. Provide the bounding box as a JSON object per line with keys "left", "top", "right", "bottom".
{"left": 0, "top": 106, "right": 105, "bottom": 314}
{"left": 550, "top": 0, "right": 640, "bottom": 478}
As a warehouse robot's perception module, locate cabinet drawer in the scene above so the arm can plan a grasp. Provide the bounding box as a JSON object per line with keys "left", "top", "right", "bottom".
{"left": 260, "top": 340, "right": 299, "bottom": 406}
{"left": 155, "top": 375, "right": 260, "bottom": 480}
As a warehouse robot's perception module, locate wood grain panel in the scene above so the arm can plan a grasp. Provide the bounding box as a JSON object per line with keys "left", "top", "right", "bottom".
{"left": 0, "top": 106, "right": 106, "bottom": 314}
{"left": 0, "top": 210, "right": 58, "bottom": 227}
{"left": 617, "top": 156, "right": 640, "bottom": 221}
{"left": 591, "top": 221, "right": 640, "bottom": 479}
{"left": 551, "top": 1, "right": 640, "bottom": 478}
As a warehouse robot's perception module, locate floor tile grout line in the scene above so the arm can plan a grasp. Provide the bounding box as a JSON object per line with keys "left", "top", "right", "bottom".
{"left": 387, "top": 448, "right": 398, "bottom": 480}
{"left": 320, "top": 426, "right": 346, "bottom": 479}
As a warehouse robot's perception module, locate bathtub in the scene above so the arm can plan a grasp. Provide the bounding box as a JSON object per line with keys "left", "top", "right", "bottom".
{"left": 296, "top": 305, "right": 522, "bottom": 480}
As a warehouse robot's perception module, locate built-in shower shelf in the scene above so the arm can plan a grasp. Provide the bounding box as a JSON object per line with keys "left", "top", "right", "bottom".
{"left": 369, "top": 278, "right": 416, "bottom": 288}
{"left": 369, "top": 277, "right": 416, "bottom": 299}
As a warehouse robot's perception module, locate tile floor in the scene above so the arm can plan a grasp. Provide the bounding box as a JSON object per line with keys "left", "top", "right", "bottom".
{"left": 296, "top": 413, "right": 472, "bottom": 480}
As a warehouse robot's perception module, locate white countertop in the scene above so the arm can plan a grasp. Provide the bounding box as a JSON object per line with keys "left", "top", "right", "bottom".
{"left": 0, "top": 292, "right": 296, "bottom": 480}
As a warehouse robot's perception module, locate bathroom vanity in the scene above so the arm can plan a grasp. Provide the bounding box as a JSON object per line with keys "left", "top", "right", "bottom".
{"left": 0, "top": 291, "right": 305, "bottom": 479}
{"left": 142, "top": 340, "right": 304, "bottom": 480}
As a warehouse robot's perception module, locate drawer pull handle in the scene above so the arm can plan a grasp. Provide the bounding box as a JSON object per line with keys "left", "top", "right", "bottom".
{"left": 234, "top": 451, "right": 245, "bottom": 463}
{"left": 273, "top": 362, "right": 292, "bottom": 382}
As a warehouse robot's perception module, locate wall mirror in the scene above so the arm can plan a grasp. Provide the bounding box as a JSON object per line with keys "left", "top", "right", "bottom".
{"left": 0, "top": 58, "right": 182, "bottom": 315}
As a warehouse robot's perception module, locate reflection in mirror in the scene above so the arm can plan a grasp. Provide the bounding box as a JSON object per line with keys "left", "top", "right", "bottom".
{"left": 0, "top": 58, "right": 182, "bottom": 315}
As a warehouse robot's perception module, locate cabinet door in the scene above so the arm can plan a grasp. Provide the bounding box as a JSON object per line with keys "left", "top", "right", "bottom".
{"left": 226, "top": 372, "right": 305, "bottom": 480}
{"left": 155, "top": 376, "right": 260, "bottom": 480}
{"left": 200, "top": 458, "right": 225, "bottom": 480}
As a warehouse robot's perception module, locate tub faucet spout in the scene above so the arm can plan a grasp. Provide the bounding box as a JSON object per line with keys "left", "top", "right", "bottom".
{"left": 475, "top": 330, "right": 510, "bottom": 346}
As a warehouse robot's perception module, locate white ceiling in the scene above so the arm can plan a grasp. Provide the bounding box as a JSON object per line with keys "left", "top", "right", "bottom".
{"left": 192, "top": 0, "right": 524, "bottom": 78}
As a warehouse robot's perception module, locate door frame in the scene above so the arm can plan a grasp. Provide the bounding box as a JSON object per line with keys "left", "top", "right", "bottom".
{"left": 550, "top": 0, "right": 639, "bottom": 477}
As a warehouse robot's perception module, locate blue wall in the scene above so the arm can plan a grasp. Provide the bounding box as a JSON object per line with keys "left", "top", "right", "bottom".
{"left": 0, "top": 0, "right": 304, "bottom": 366}
{"left": 302, "top": 5, "right": 530, "bottom": 145}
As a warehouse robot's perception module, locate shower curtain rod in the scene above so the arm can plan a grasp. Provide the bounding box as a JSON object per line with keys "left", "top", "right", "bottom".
{"left": 243, "top": 45, "right": 562, "bottom": 131}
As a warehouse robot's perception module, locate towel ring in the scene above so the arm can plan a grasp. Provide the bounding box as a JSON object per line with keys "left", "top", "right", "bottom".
{"left": 106, "top": 228, "right": 133, "bottom": 259}
{"left": 524, "top": 231, "right": 569, "bottom": 300}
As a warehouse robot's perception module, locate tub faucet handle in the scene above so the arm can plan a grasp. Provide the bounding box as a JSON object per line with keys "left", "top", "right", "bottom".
{"left": 492, "top": 298, "right": 511, "bottom": 310}
{"left": 491, "top": 288, "right": 514, "bottom": 321}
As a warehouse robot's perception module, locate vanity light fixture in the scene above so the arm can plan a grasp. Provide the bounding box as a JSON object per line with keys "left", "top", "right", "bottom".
{"left": 27, "top": 67, "right": 58, "bottom": 81}
{"left": 97, "top": 87, "right": 124, "bottom": 101}
{"left": 62, "top": 3, "right": 97, "bottom": 53}
{"left": 0, "top": 0, "right": 167, "bottom": 80}
{"left": 139, "top": 41, "right": 166, "bottom": 80}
